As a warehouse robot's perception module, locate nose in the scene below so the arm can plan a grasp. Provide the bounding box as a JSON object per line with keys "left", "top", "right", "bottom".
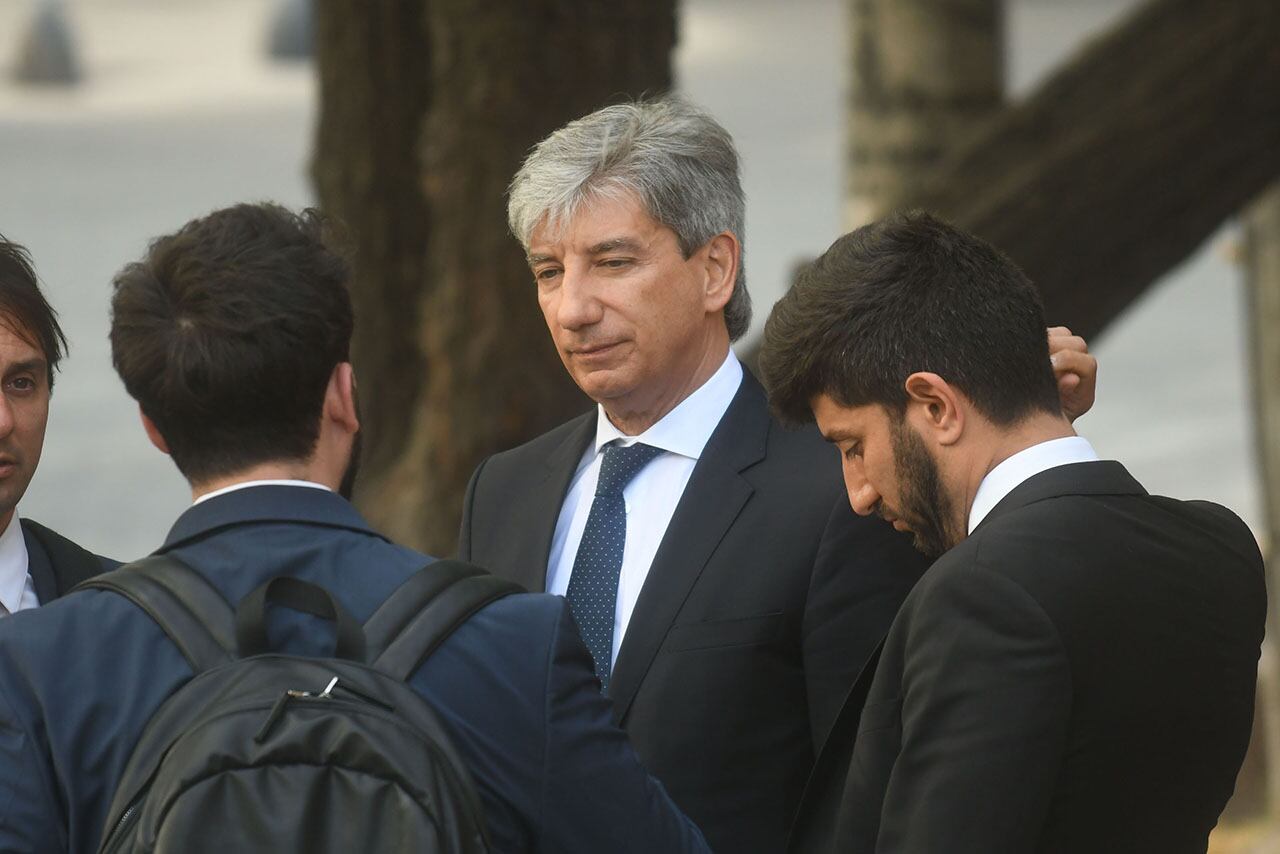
{"left": 555, "top": 265, "right": 603, "bottom": 331}
{"left": 0, "top": 396, "right": 16, "bottom": 440}
{"left": 842, "top": 462, "right": 879, "bottom": 517}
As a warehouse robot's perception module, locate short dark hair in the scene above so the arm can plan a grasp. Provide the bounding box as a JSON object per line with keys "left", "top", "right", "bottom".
{"left": 760, "top": 211, "right": 1060, "bottom": 426}
{"left": 0, "top": 235, "right": 69, "bottom": 389}
{"left": 110, "top": 204, "right": 354, "bottom": 484}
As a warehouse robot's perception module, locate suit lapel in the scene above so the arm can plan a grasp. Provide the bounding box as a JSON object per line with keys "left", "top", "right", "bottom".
{"left": 22, "top": 521, "right": 56, "bottom": 605}
{"left": 512, "top": 413, "right": 595, "bottom": 593}
{"left": 608, "top": 372, "right": 769, "bottom": 723}
{"left": 787, "top": 641, "right": 884, "bottom": 852}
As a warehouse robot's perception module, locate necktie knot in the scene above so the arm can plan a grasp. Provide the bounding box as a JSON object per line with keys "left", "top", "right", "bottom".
{"left": 596, "top": 442, "right": 662, "bottom": 497}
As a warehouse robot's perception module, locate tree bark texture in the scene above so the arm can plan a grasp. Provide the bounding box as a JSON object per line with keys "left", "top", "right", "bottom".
{"left": 1246, "top": 183, "right": 1280, "bottom": 817}
{"left": 315, "top": 0, "right": 676, "bottom": 554}
{"left": 846, "top": 0, "right": 1003, "bottom": 229}
{"left": 900, "top": 0, "right": 1280, "bottom": 340}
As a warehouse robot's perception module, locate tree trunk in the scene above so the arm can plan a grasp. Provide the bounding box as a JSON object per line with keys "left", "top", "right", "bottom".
{"left": 846, "top": 0, "right": 1003, "bottom": 228}
{"left": 1246, "top": 183, "right": 1280, "bottom": 818}
{"left": 313, "top": 0, "right": 433, "bottom": 502}
{"left": 902, "top": 0, "right": 1280, "bottom": 340}
{"left": 314, "top": 0, "right": 676, "bottom": 554}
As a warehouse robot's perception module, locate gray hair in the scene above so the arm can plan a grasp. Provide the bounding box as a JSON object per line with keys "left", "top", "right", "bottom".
{"left": 507, "top": 96, "right": 751, "bottom": 341}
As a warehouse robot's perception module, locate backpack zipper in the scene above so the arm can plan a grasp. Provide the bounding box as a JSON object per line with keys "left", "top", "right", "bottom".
{"left": 101, "top": 800, "right": 142, "bottom": 854}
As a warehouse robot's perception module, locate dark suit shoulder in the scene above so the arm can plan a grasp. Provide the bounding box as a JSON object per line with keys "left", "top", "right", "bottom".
{"left": 963, "top": 489, "right": 1261, "bottom": 586}
{"left": 747, "top": 407, "right": 844, "bottom": 514}
{"left": 21, "top": 518, "right": 116, "bottom": 602}
{"left": 920, "top": 488, "right": 1266, "bottom": 669}
{"left": 481, "top": 411, "right": 595, "bottom": 474}
{"left": 21, "top": 518, "right": 116, "bottom": 569}
{"left": 459, "top": 410, "right": 594, "bottom": 577}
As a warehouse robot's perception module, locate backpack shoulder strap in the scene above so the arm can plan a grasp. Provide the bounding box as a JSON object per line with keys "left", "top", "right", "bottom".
{"left": 75, "top": 554, "right": 236, "bottom": 673}
{"left": 364, "top": 559, "right": 524, "bottom": 682}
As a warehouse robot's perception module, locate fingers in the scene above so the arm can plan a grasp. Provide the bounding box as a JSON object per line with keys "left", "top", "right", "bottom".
{"left": 1047, "top": 327, "right": 1088, "bottom": 356}
{"left": 1050, "top": 349, "right": 1094, "bottom": 376}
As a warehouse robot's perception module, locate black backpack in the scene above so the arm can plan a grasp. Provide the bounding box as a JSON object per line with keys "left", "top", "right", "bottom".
{"left": 79, "top": 556, "right": 523, "bottom": 854}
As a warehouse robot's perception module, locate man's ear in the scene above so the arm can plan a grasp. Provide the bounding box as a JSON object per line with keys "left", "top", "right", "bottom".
{"left": 324, "top": 362, "right": 360, "bottom": 436}
{"left": 903, "top": 372, "right": 964, "bottom": 447}
{"left": 701, "top": 231, "right": 739, "bottom": 313}
{"left": 139, "top": 408, "right": 170, "bottom": 455}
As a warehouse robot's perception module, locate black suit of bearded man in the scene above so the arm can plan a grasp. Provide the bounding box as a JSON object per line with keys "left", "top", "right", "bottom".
{"left": 789, "top": 460, "right": 1265, "bottom": 854}
{"left": 459, "top": 370, "right": 929, "bottom": 853}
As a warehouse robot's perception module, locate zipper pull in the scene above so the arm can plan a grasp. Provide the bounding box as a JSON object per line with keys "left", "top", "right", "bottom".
{"left": 255, "top": 691, "right": 294, "bottom": 743}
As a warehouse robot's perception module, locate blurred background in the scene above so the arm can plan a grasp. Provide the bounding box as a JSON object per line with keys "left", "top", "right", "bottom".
{"left": 1, "top": 0, "right": 1277, "bottom": 845}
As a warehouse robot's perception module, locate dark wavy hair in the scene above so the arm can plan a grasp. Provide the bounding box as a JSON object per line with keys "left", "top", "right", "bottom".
{"left": 761, "top": 211, "right": 1060, "bottom": 426}
{"left": 110, "top": 203, "right": 354, "bottom": 484}
{"left": 0, "top": 236, "right": 68, "bottom": 389}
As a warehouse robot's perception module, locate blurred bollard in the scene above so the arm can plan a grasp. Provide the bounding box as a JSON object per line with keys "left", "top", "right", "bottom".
{"left": 268, "top": 0, "right": 313, "bottom": 62}
{"left": 13, "top": 0, "right": 82, "bottom": 86}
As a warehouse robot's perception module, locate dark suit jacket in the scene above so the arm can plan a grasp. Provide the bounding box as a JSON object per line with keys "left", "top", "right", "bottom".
{"left": 460, "top": 370, "right": 930, "bottom": 852}
{"left": 21, "top": 517, "right": 115, "bottom": 603}
{"left": 0, "top": 486, "right": 708, "bottom": 854}
{"left": 789, "top": 461, "right": 1266, "bottom": 854}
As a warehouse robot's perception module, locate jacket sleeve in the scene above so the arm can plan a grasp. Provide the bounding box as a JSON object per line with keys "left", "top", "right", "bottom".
{"left": 802, "top": 499, "right": 930, "bottom": 747}
{"left": 0, "top": 653, "right": 66, "bottom": 852}
{"left": 537, "top": 599, "right": 709, "bottom": 854}
{"left": 875, "top": 562, "right": 1072, "bottom": 853}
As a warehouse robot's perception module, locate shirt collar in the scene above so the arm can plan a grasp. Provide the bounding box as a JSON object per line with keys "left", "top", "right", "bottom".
{"left": 0, "top": 510, "right": 29, "bottom": 613}
{"left": 593, "top": 350, "right": 743, "bottom": 460}
{"left": 193, "top": 478, "right": 331, "bottom": 506}
{"left": 163, "top": 483, "right": 381, "bottom": 552}
{"left": 968, "top": 436, "right": 1100, "bottom": 533}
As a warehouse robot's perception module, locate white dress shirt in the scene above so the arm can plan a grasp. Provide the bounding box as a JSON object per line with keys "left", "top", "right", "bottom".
{"left": 968, "top": 436, "right": 1100, "bottom": 533}
{"left": 0, "top": 510, "right": 36, "bottom": 614}
{"left": 193, "top": 478, "right": 332, "bottom": 505}
{"left": 547, "top": 351, "right": 744, "bottom": 666}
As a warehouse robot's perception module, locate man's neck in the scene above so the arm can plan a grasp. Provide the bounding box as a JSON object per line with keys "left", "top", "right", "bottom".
{"left": 602, "top": 338, "right": 731, "bottom": 437}
{"left": 190, "top": 460, "right": 327, "bottom": 504}
{"left": 958, "top": 413, "right": 1077, "bottom": 528}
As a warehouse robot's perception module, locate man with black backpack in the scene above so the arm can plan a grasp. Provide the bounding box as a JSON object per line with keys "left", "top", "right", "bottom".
{"left": 0, "top": 203, "right": 709, "bottom": 853}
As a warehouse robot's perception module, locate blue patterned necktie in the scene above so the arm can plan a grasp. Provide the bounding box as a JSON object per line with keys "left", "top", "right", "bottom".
{"left": 565, "top": 441, "right": 663, "bottom": 692}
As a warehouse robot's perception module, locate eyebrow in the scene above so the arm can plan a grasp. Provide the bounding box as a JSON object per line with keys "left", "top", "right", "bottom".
{"left": 527, "top": 237, "right": 646, "bottom": 266}
{"left": 5, "top": 359, "right": 46, "bottom": 377}
{"left": 587, "top": 237, "right": 644, "bottom": 255}
{"left": 820, "top": 429, "right": 855, "bottom": 444}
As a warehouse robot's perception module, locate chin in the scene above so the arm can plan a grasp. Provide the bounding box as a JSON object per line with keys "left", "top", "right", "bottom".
{"left": 574, "top": 371, "right": 636, "bottom": 406}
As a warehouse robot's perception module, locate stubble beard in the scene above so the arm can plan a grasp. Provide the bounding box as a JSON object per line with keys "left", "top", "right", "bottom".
{"left": 889, "top": 419, "right": 960, "bottom": 559}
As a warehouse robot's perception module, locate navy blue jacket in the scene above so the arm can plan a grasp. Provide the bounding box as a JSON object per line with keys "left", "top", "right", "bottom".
{"left": 0, "top": 485, "right": 708, "bottom": 853}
